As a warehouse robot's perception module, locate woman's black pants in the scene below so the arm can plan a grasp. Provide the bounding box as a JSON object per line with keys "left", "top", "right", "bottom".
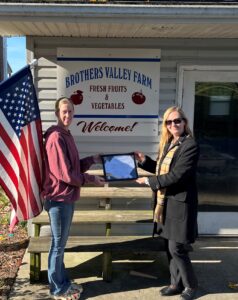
{"left": 165, "top": 239, "right": 198, "bottom": 289}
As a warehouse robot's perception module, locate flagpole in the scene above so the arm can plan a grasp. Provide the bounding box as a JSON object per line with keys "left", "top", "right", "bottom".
{"left": 28, "top": 59, "right": 38, "bottom": 86}
{"left": 29, "top": 59, "right": 38, "bottom": 69}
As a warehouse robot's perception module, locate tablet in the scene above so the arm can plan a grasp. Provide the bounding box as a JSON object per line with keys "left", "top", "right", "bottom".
{"left": 101, "top": 153, "right": 138, "bottom": 182}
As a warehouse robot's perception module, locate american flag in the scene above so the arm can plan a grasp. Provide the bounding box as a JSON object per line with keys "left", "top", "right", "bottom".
{"left": 0, "top": 65, "right": 43, "bottom": 230}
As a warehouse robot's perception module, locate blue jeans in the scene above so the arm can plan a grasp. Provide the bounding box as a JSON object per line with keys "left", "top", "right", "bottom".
{"left": 44, "top": 200, "right": 74, "bottom": 295}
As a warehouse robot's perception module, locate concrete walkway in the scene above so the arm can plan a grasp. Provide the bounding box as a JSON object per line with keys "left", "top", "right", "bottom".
{"left": 9, "top": 237, "right": 238, "bottom": 300}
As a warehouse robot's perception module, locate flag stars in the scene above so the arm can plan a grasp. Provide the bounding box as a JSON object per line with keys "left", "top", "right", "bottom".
{"left": 2, "top": 70, "right": 40, "bottom": 136}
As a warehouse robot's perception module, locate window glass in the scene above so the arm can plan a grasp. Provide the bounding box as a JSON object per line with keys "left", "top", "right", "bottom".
{"left": 194, "top": 82, "right": 238, "bottom": 210}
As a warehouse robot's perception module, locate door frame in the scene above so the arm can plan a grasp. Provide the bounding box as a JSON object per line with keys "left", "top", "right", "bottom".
{"left": 177, "top": 64, "right": 238, "bottom": 129}
{"left": 176, "top": 64, "right": 238, "bottom": 235}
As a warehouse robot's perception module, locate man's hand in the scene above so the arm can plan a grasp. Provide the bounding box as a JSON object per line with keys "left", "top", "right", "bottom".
{"left": 94, "top": 175, "right": 105, "bottom": 186}
{"left": 93, "top": 154, "right": 102, "bottom": 164}
{"left": 134, "top": 151, "right": 145, "bottom": 163}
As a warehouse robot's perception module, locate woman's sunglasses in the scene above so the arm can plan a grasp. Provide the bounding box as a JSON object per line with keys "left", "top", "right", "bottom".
{"left": 165, "top": 118, "right": 184, "bottom": 126}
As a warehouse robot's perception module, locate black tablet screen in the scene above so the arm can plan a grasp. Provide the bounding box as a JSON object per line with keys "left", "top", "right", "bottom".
{"left": 101, "top": 153, "right": 138, "bottom": 182}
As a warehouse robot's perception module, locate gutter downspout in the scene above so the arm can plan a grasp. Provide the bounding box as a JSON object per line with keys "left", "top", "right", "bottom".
{"left": 3, "top": 37, "right": 8, "bottom": 79}
{"left": 0, "top": 37, "right": 7, "bottom": 81}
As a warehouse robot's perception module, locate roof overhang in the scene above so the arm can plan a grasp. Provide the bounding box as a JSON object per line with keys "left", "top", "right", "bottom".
{"left": 1, "top": 3, "right": 238, "bottom": 38}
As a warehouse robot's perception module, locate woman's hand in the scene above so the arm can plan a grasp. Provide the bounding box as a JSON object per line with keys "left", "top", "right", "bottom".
{"left": 134, "top": 151, "right": 145, "bottom": 163}
{"left": 154, "top": 203, "right": 164, "bottom": 223}
{"left": 135, "top": 177, "right": 147, "bottom": 185}
{"left": 94, "top": 175, "right": 105, "bottom": 186}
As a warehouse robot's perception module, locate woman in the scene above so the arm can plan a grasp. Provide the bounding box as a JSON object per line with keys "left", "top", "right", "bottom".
{"left": 135, "top": 106, "right": 199, "bottom": 300}
{"left": 42, "top": 97, "right": 105, "bottom": 300}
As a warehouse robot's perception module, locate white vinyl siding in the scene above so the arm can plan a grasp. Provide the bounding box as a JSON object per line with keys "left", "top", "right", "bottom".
{"left": 27, "top": 37, "right": 238, "bottom": 236}
{"left": 29, "top": 37, "right": 238, "bottom": 159}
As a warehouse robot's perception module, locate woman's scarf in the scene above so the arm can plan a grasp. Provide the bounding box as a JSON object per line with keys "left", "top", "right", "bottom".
{"left": 152, "top": 143, "right": 179, "bottom": 236}
{"left": 155, "top": 144, "right": 179, "bottom": 207}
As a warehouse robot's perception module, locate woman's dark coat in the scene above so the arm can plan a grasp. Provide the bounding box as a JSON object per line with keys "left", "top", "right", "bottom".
{"left": 139, "top": 135, "right": 199, "bottom": 244}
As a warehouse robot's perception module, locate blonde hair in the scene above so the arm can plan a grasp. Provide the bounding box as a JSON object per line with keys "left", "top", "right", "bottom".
{"left": 157, "top": 106, "right": 193, "bottom": 160}
{"left": 55, "top": 97, "right": 74, "bottom": 112}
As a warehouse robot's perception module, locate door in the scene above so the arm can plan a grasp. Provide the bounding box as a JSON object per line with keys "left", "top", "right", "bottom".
{"left": 180, "top": 67, "right": 238, "bottom": 234}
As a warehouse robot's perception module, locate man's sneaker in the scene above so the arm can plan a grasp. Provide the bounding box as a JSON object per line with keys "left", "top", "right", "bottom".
{"left": 70, "top": 283, "right": 83, "bottom": 293}
{"left": 53, "top": 286, "right": 81, "bottom": 300}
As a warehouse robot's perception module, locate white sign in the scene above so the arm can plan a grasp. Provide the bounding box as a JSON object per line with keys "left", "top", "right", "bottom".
{"left": 57, "top": 48, "right": 160, "bottom": 136}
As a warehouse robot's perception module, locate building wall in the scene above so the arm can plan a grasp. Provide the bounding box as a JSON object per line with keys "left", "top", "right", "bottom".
{"left": 28, "top": 36, "right": 238, "bottom": 236}
{"left": 28, "top": 37, "right": 238, "bottom": 160}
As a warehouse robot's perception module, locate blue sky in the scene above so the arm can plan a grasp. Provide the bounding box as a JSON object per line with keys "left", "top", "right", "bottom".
{"left": 7, "top": 37, "right": 26, "bottom": 74}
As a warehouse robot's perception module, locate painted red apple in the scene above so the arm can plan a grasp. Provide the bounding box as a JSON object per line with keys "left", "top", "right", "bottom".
{"left": 70, "top": 90, "right": 83, "bottom": 105}
{"left": 132, "top": 91, "right": 146, "bottom": 105}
